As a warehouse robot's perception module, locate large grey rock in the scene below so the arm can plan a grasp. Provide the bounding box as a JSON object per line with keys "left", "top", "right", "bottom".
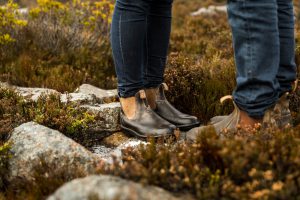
{"left": 47, "top": 175, "right": 180, "bottom": 200}
{"left": 0, "top": 82, "right": 60, "bottom": 101}
{"left": 81, "top": 102, "right": 121, "bottom": 133}
{"left": 14, "top": 86, "right": 60, "bottom": 102}
{"left": 60, "top": 93, "right": 97, "bottom": 104}
{"left": 92, "top": 138, "right": 146, "bottom": 164}
{"left": 8, "top": 122, "right": 100, "bottom": 181}
{"left": 75, "top": 84, "right": 118, "bottom": 103}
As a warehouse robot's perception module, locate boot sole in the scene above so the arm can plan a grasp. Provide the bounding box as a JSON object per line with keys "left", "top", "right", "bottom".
{"left": 121, "top": 125, "right": 174, "bottom": 139}
{"left": 177, "top": 122, "right": 201, "bottom": 131}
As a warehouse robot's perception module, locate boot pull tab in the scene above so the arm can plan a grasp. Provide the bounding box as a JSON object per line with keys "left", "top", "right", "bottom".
{"left": 162, "top": 83, "right": 169, "bottom": 91}
{"left": 139, "top": 90, "right": 147, "bottom": 99}
{"left": 220, "top": 95, "right": 239, "bottom": 110}
{"left": 293, "top": 79, "right": 298, "bottom": 93}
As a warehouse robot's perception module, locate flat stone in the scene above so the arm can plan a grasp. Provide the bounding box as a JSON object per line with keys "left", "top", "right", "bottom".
{"left": 8, "top": 122, "right": 100, "bottom": 181}
{"left": 101, "top": 132, "right": 130, "bottom": 147}
{"left": 81, "top": 102, "right": 121, "bottom": 133}
{"left": 0, "top": 82, "right": 60, "bottom": 101}
{"left": 60, "top": 93, "right": 97, "bottom": 105}
{"left": 47, "top": 175, "right": 180, "bottom": 200}
{"left": 15, "top": 86, "right": 60, "bottom": 102}
{"left": 0, "top": 81, "right": 9, "bottom": 88}
{"left": 92, "top": 138, "right": 146, "bottom": 164}
{"left": 74, "top": 84, "right": 118, "bottom": 103}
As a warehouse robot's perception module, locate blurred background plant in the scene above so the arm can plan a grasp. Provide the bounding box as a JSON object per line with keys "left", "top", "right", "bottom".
{"left": 0, "top": 0, "right": 116, "bottom": 92}
{"left": 0, "top": 1, "right": 300, "bottom": 199}
{"left": 1, "top": 0, "right": 298, "bottom": 123}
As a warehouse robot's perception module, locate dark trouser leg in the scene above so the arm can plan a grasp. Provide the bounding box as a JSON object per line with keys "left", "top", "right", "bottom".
{"left": 111, "top": 0, "right": 150, "bottom": 98}
{"left": 276, "top": 0, "right": 297, "bottom": 95}
{"left": 143, "top": 0, "right": 173, "bottom": 88}
{"left": 228, "top": 0, "right": 281, "bottom": 118}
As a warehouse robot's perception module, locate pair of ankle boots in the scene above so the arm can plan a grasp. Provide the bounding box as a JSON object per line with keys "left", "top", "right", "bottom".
{"left": 120, "top": 83, "right": 200, "bottom": 138}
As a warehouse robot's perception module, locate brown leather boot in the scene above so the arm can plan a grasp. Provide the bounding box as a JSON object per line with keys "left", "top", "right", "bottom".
{"left": 120, "top": 90, "right": 176, "bottom": 138}
{"left": 145, "top": 83, "right": 201, "bottom": 131}
{"left": 186, "top": 93, "right": 292, "bottom": 142}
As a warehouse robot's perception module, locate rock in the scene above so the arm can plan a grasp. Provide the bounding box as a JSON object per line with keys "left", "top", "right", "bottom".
{"left": 75, "top": 84, "right": 118, "bottom": 103}
{"left": 92, "top": 138, "right": 146, "bottom": 164}
{"left": 0, "top": 82, "right": 60, "bottom": 101}
{"left": 60, "top": 93, "right": 97, "bottom": 105}
{"left": 47, "top": 175, "right": 180, "bottom": 200}
{"left": 15, "top": 86, "right": 60, "bottom": 102}
{"left": 101, "top": 132, "right": 130, "bottom": 147}
{"left": 8, "top": 122, "right": 100, "bottom": 181}
{"left": 191, "top": 5, "right": 227, "bottom": 16}
{"left": 0, "top": 81, "right": 9, "bottom": 88}
{"left": 81, "top": 102, "right": 121, "bottom": 133}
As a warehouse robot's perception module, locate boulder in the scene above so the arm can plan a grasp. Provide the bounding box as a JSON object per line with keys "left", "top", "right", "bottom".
{"left": 74, "top": 84, "right": 118, "bottom": 103}
{"left": 8, "top": 122, "right": 100, "bottom": 181}
{"left": 81, "top": 102, "right": 121, "bottom": 133}
{"left": 14, "top": 86, "right": 60, "bottom": 102}
{"left": 92, "top": 138, "right": 146, "bottom": 164}
{"left": 47, "top": 175, "right": 180, "bottom": 200}
{"left": 60, "top": 93, "right": 97, "bottom": 105}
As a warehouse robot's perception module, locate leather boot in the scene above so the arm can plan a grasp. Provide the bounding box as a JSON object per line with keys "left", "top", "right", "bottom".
{"left": 145, "top": 83, "right": 201, "bottom": 131}
{"left": 186, "top": 93, "right": 292, "bottom": 142}
{"left": 120, "top": 90, "right": 176, "bottom": 138}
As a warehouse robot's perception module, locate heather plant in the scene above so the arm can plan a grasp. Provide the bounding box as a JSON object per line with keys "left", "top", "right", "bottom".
{"left": 99, "top": 126, "right": 300, "bottom": 199}
{"left": 0, "top": 0, "right": 27, "bottom": 64}
{"left": 0, "top": 142, "right": 11, "bottom": 193}
{"left": 0, "top": 0, "right": 116, "bottom": 92}
{"left": 4, "top": 156, "right": 86, "bottom": 200}
{"left": 164, "top": 53, "right": 236, "bottom": 123}
{"left": 0, "top": 87, "right": 97, "bottom": 146}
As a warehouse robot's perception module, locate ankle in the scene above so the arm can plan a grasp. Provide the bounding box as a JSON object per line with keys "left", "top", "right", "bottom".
{"left": 120, "top": 96, "right": 136, "bottom": 120}
{"left": 144, "top": 88, "right": 158, "bottom": 110}
{"left": 239, "top": 110, "right": 262, "bottom": 130}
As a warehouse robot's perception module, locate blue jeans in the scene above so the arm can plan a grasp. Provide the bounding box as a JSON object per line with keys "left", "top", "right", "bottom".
{"left": 111, "top": 0, "right": 173, "bottom": 98}
{"left": 228, "top": 0, "right": 297, "bottom": 118}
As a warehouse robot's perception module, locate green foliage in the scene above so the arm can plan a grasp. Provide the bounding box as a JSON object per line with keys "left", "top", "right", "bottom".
{"left": 99, "top": 127, "right": 300, "bottom": 199}
{"left": 0, "top": 0, "right": 116, "bottom": 92}
{"left": 0, "top": 87, "right": 27, "bottom": 143}
{"left": 165, "top": 53, "right": 236, "bottom": 123}
{"left": 0, "top": 87, "right": 97, "bottom": 145}
{"left": 0, "top": 0, "right": 27, "bottom": 45}
{"left": 5, "top": 156, "right": 86, "bottom": 200}
{"left": 0, "top": 142, "right": 11, "bottom": 193}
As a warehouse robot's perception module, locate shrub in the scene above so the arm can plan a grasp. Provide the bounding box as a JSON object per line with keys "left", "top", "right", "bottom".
{"left": 164, "top": 53, "right": 236, "bottom": 123}
{"left": 0, "top": 87, "right": 97, "bottom": 146}
{"left": 0, "top": 142, "right": 11, "bottom": 193}
{"left": 0, "top": 0, "right": 27, "bottom": 65}
{"left": 4, "top": 156, "right": 86, "bottom": 200}
{"left": 99, "top": 126, "right": 300, "bottom": 199}
{"left": 0, "top": 0, "right": 116, "bottom": 92}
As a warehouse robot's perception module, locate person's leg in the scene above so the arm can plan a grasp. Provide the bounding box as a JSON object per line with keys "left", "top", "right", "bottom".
{"left": 228, "top": 0, "right": 281, "bottom": 119}
{"left": 277, "top": 0, "right": 297, "bottom": 95}
{"left": 143, "top": 0, "right": 173, "bottom": 89}
{"left": 143, "top": 0, "right": 200, "bottom": 130}
{"left": 186, "top": 0, "right": 295, "bottom": 141}
{"left": 110, "top": 0, "right": 176, "bottom": 137}
{"left": 111, "top": 0, "right": 150, "bottom": 119}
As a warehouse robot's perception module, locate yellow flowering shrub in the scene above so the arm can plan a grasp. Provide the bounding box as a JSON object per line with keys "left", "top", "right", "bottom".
{"left": 0, "top": 0, "right": 27, "bottom": 45}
